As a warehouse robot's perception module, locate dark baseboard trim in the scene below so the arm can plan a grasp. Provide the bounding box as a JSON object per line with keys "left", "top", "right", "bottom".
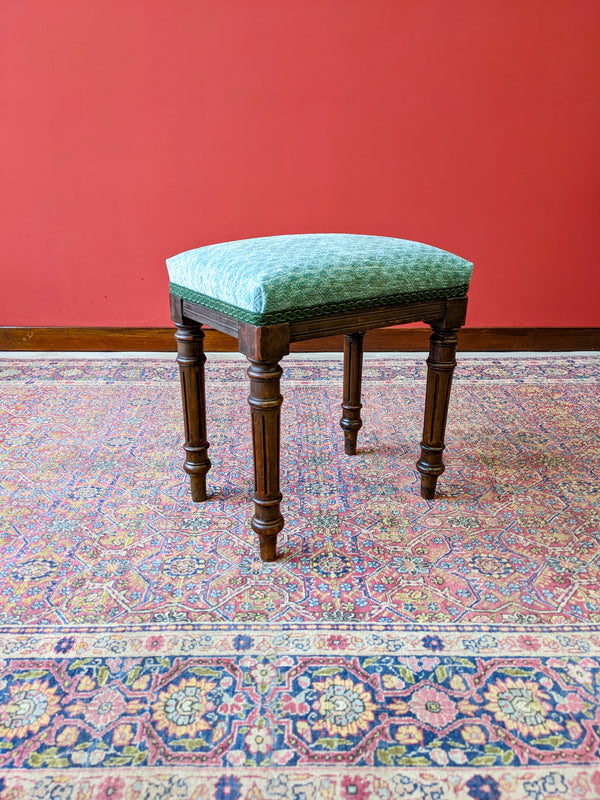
{"left": 0, "top": 326, "right": 599, "bottom": 352}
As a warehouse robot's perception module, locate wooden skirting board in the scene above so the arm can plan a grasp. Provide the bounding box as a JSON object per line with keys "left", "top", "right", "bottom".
{"left": 0, "top": 327, "right": 599, "bottom": 352}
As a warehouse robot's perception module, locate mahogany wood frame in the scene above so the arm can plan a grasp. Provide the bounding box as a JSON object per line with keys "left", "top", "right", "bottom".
{"left": 171, "top": 292, "right": 468, "bottom": 562}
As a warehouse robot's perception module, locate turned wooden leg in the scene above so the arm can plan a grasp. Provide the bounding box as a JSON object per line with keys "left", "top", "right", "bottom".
{"left": 247, "top": 359, "right": 284, "bottom": 562}
{"left": 416, "top": 323, "right": 459, "bottom": 499}
{"left": 340, "top": 332, "right": 364, "bottom": 455}
{"left": 175, "top": 323, "right": 211, "bottom": 502}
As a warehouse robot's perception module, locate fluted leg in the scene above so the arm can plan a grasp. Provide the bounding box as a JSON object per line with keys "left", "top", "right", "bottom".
{"left": 416, "top": 323, "right": 459, "bottom": 499}
{"left": 175, "top": 323, "right": 211, "bottom": 502}
{"left": 247, "top": 359, "right": 284, "bottom": 561}
{"left": 340, "top": 332, "right": 364, "bottom": 455}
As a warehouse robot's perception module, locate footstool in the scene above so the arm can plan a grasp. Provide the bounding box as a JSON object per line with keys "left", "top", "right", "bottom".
{"left": 167, "top": 233, "right": 473, "bottom": 561}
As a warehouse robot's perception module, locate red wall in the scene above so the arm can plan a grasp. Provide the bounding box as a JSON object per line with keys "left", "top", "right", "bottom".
{"left": 1, "top": 0, "right": 599, "bottom": 327}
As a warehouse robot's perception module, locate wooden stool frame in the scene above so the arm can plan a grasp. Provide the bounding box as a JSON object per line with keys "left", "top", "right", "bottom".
{"left": 171, "top": 293, "right": 468, "bottom": 562}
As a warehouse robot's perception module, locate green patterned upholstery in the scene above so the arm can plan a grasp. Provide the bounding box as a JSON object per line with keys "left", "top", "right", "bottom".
{"left": 167, "top": 234, "right": 473, "bottom": 326}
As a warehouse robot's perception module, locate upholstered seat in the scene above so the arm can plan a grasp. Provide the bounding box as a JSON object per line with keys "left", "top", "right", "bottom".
{"left": 167, "top": 233, "right": 472, "bottom": 326}
{"left": 168, "top": 233, "right": 473, "bottom": 562}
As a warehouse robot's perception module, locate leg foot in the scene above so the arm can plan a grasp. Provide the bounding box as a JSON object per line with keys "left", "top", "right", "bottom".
{"left": 258, "top": 533, "right": 277, "bottom": 562}
{"left": 340, "top": 332, "right": 364, "bottom": 455}
{"left": 190, "top": 474, "right": 207, "bottom": 503}
{"left": 416, "top": 323, "right": 459, "bottom": 498}
{"left": 175, "top": 323, "right": 211, "bottom": 502}
{"left": 420, "top": 474, "right": 438, "bottom": 500}
{"left": 248, "top": 359, "right": 284, "bottom": 561}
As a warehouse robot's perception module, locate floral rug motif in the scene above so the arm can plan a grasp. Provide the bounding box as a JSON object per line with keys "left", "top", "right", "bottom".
{"left": 0, "top": 355, "right": 599, "bottom": 799}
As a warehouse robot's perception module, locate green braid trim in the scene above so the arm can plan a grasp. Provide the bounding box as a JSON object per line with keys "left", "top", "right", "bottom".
{"left": 169, "top": 282, "right": 470, "bottom": 327}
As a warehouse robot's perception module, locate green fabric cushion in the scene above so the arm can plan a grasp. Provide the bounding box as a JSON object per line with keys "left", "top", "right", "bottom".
{"left": 167, "top": 233, "right": 473, "bottom": 326}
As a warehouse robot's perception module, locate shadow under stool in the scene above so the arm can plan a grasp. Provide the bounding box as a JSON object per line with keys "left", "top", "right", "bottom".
{"left": 167, "top": 233, "right": 473, "bottom": 562}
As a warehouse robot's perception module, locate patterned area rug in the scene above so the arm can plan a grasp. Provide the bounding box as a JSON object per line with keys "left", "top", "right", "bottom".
{"left": 1, "top": 354, "right": 599, "bottom": 799}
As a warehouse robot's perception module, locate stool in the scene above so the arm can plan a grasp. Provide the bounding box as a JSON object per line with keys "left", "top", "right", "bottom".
{"left": 167, "top": 233, "right": 473, "bottom": 562}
